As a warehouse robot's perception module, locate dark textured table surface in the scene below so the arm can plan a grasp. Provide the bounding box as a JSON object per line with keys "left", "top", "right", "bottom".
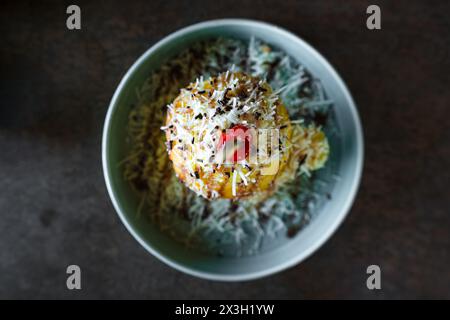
{"left": 1, "top": 0, "right": 449, "bottom": 299}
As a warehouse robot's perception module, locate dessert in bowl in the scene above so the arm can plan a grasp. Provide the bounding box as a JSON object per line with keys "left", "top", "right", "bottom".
{"left": 102, "top": 19, "right": 363, "bottom": 280}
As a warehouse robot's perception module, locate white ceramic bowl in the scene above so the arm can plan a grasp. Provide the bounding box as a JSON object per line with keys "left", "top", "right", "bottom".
{"left": 102, "top": 19, "right": 364, "bottom": 281}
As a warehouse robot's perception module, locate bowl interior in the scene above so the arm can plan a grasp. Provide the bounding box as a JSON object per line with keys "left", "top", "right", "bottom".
{"left": 103, "top": 20, "right": 362, "bottom": 281}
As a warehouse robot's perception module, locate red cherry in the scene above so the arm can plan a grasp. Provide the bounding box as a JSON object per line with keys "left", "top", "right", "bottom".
{"left": 218, "top": 124, "right": 251, "bottom": 162}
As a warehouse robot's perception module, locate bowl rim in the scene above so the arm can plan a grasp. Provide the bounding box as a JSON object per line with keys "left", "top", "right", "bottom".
{"left": 102, "top": 18, "right": 364, "bottom": 281}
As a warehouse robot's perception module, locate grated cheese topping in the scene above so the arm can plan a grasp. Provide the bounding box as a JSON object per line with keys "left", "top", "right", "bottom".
{"left": 162, "top": 71, "right": 294, "bottom": 200}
